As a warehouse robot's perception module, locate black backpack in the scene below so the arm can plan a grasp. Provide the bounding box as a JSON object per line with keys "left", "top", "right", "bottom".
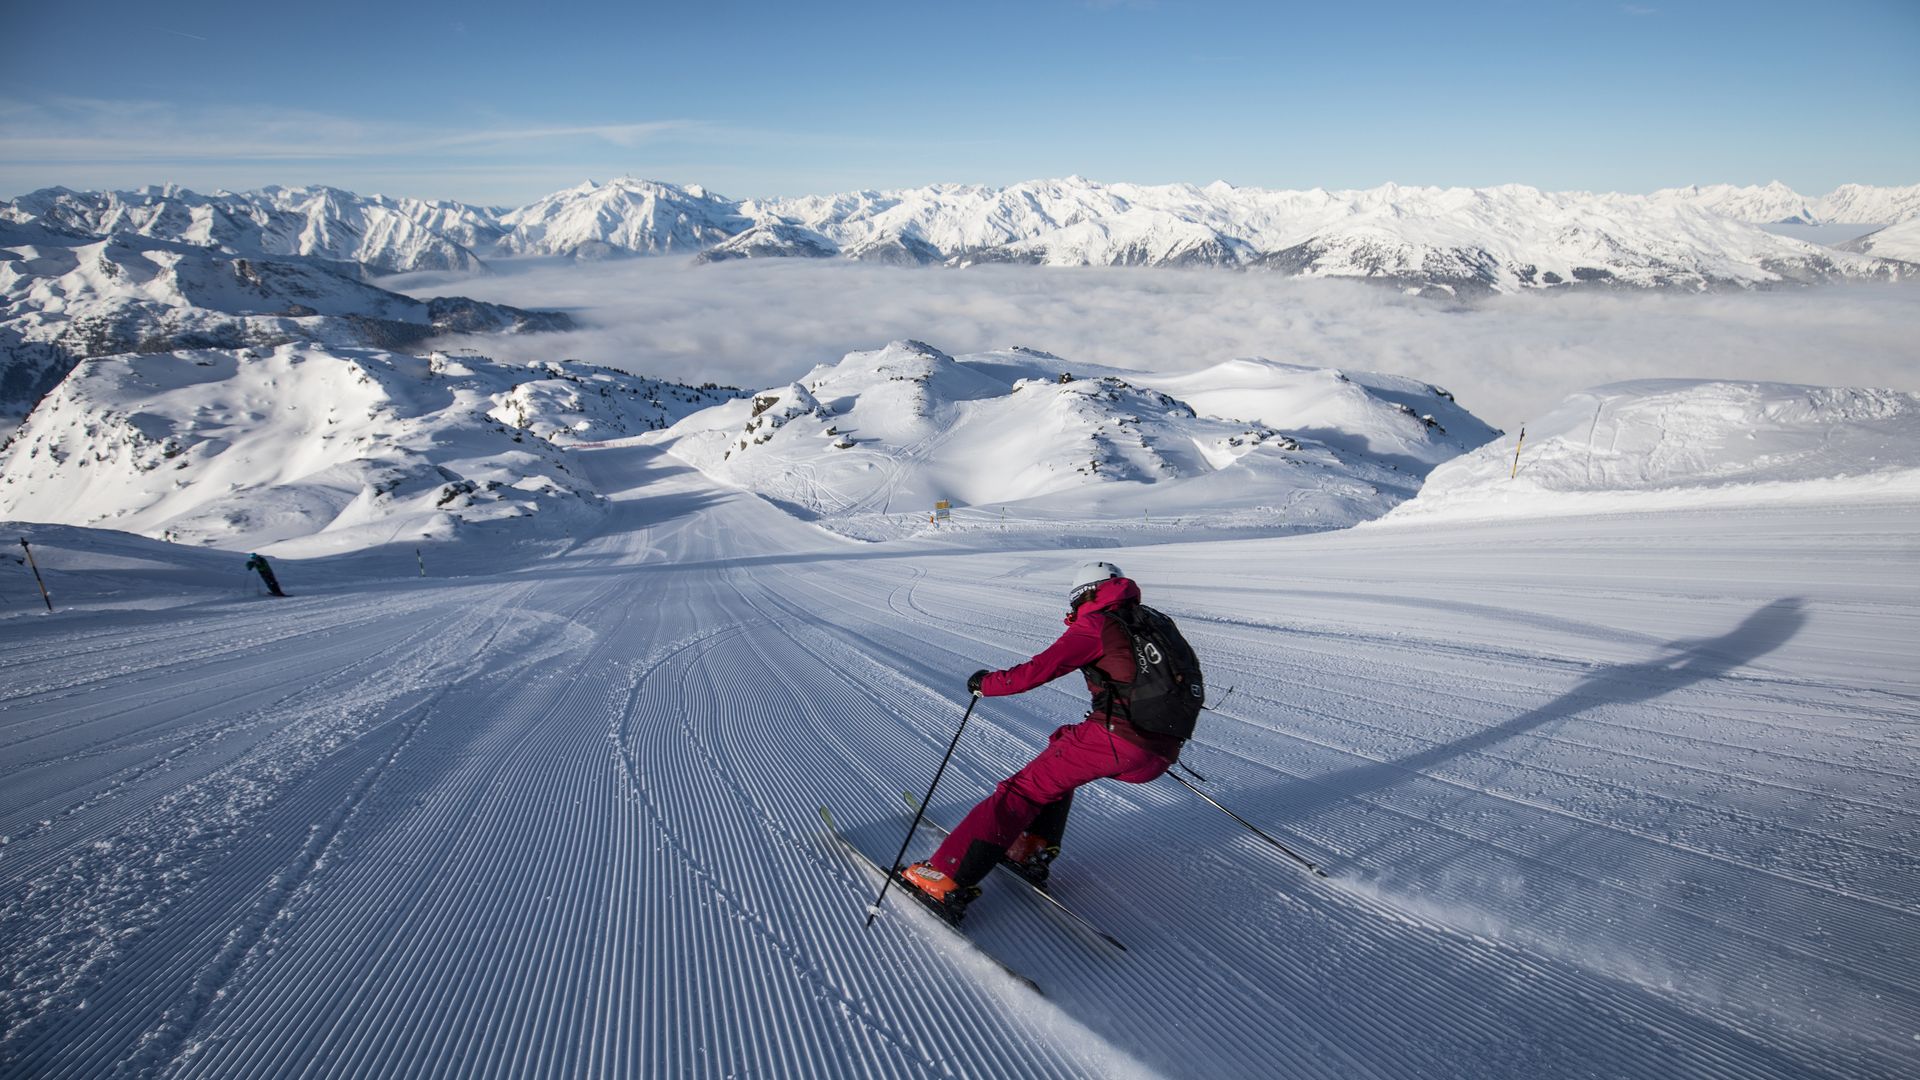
{"left": 1089, "top": 604, "right": 1206, "bottom": 740}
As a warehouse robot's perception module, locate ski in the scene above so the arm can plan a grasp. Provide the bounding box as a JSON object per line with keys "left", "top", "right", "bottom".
{"left": 901, "top": 791, "right": 1128, "bottom": 952}
{"left": 818, "top": 806, "right": 1044, "bottom": 997}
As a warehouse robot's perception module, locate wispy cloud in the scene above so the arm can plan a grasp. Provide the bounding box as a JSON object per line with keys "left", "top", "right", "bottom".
{"left": 1621, "top": 4, "right": 1659, "bottom": 14}
{"left": 435, "top": 122, "right": 697, "bottom": 150}
{"left": 0, "top": 97, "right": 698, "bottom": 166}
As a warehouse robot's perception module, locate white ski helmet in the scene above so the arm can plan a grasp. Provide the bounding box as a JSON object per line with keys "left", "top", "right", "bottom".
{"left": 1068, "top": 560, "right": 1124, "bottom": 604}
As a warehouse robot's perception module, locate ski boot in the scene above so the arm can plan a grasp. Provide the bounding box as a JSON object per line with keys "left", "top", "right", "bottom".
{"left": 895, "top": 861, "right": 980, "bottom": 924}
{"left": 1002, "top": 833, "right": 1059, "bottom": 887}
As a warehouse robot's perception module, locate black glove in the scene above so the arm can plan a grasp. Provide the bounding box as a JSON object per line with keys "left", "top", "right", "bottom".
{"left": 968, "top": 669, "right": 989, "bottom": 696}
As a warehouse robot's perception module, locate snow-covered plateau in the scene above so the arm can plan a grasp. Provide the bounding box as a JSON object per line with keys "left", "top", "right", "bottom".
{"left": 9, "top": 177, "right": 1918, "bottom": 293}
{"left": 1, "top": 353, "right": 1916, "bottom": 1077}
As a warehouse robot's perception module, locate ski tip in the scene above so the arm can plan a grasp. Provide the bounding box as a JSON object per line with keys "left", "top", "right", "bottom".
{"left": 1104, "top": 934, "right": 1129, "bottom": 952}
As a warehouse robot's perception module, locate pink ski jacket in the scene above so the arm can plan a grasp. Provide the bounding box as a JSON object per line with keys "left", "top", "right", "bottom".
{"left": 976, "top": 576, "right": 1182, "bottom": 758}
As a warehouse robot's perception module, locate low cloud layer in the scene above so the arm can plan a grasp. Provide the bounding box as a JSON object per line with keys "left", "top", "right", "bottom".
{"left": 398, "top": 260, "right": 1920, "bottom": 430}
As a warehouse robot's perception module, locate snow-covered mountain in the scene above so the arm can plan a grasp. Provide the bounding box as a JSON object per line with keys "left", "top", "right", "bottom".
{"left": 0, "top": 184, "right": 501, "bottom": 273}
{"left": 1390, "top": 378, "right": 1920, "bottom": 521}
{"left": 577, "top": 177, "right": 1911, "bottom": 291}
{"left": 10, "top": 177, "right": 1915, "bottom": 292}
{"left": 495, "top": 178, "right": 747, "bottom": 259}
{"left": 1651, "top": 181, "right": 1920, "bottom": 226}
{"left": 0, "top": 221, "right": 569, "bottom": 434}
{"left": 0, "top": 343, "right": 741, "bottom": 553}
{"left": 668, "top": 340, "right": 1496, "bottom": 539}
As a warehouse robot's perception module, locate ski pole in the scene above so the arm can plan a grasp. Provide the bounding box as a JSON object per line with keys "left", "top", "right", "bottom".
{"left": 1167, "top": 765, "right": 1327, "bottom": 877}
{"left": 19, "top": 539, "right": 52, "bottom": 613}
{"left": 867, "top": 693, "right": 980, "bottom": 928}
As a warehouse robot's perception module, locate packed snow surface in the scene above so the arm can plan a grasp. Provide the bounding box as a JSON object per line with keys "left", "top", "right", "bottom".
{"left": 1, "top": 431, "right": 1915, "bottom": 1078}
{"left": 1396, "top": 378, "right": 1920, "bottom": 521}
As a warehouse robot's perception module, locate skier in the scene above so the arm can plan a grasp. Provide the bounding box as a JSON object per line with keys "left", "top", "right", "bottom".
{"left": 245, "top": 553, "right": 286, "bottom": 597}
{"left": 898, "top": 561, "right": 1185, "bottom": 911}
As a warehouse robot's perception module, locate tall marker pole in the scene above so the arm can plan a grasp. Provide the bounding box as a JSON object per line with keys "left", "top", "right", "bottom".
{"left": 1510, "top": 425, "right": 1527, "bottom": 479}
{"left": 20, "top": 538, "right": 52, "bottom": 613}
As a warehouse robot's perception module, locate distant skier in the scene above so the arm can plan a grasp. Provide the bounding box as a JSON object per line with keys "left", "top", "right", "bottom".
{"left": 899, "top": 561, "right": 1202, "bottom": 913}
{"left": 245, "top": 553, "right": 286, "bottom": 597}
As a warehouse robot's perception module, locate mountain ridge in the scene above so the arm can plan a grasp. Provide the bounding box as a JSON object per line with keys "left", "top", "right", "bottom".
{"left": 8, "top": 177, "right": 1916, "bottom": 292}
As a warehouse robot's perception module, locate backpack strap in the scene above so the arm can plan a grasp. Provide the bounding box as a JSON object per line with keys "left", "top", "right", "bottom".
{"left": 1078, "top": 608, "right": 1135, "bottom": 723}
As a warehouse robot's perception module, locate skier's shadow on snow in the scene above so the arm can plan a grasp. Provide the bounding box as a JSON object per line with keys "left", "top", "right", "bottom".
{"left": 1264, "top": 597, "right": 1809, "bottom": 836}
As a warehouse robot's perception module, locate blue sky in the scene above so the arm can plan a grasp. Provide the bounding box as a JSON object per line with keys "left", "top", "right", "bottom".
{"left": 4, "top": 0, "right": 1916, "bottom": 205}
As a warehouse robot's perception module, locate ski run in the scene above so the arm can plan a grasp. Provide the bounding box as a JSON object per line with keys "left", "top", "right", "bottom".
{"left": 2, "top": 378, "right": 1918, "bottom": 1078}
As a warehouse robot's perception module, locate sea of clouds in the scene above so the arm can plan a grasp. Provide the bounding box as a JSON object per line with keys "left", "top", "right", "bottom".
{"left": 392, "top": 259, "right": 1920, "bottom": 429}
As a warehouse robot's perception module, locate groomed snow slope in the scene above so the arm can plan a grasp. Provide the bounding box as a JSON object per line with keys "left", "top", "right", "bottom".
{"left": 2, "top": 436, "right": 1915, "bottom": 1079}
{"left": 1393, "top": 378, "right": 1920, "bottom": 521}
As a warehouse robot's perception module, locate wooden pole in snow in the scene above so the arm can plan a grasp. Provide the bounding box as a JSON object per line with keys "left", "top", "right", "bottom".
{"left": 1510, "top": 426, "right": 1527, "bottom": 479}
{"left": 19, "top": 539, "right": 52, "bottom": 613}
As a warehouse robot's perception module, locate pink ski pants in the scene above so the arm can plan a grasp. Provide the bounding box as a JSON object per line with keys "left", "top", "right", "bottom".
{"left": 928, "top": 718, "right": 1173, "bottom": 881}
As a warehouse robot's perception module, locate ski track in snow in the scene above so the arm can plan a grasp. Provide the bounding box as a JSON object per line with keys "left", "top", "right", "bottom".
{"left": 1, "top": 440, "right": 1916, "bottom": 1079}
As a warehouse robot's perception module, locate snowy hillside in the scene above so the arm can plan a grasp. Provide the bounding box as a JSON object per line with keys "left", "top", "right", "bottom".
{"left": 0, "top": 184, "right": 500, "bottom": 273}
{"left": 0, "top": 344, "right": 740, "bottom": 553}
{"left": 669, "top": 340, "right": 1497, "bottom": 539}
{"left": 0, "top": 222, "right": 569, "bottom": 434}
{"left": 1390, "top": 378, "right": 1920, "bottom": 521}
{"left": 1842, "top": 218, "right": 1920, "bottom": 265}
{"left": 1135, "top": 357, "right": 1491, "bottom": 471}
